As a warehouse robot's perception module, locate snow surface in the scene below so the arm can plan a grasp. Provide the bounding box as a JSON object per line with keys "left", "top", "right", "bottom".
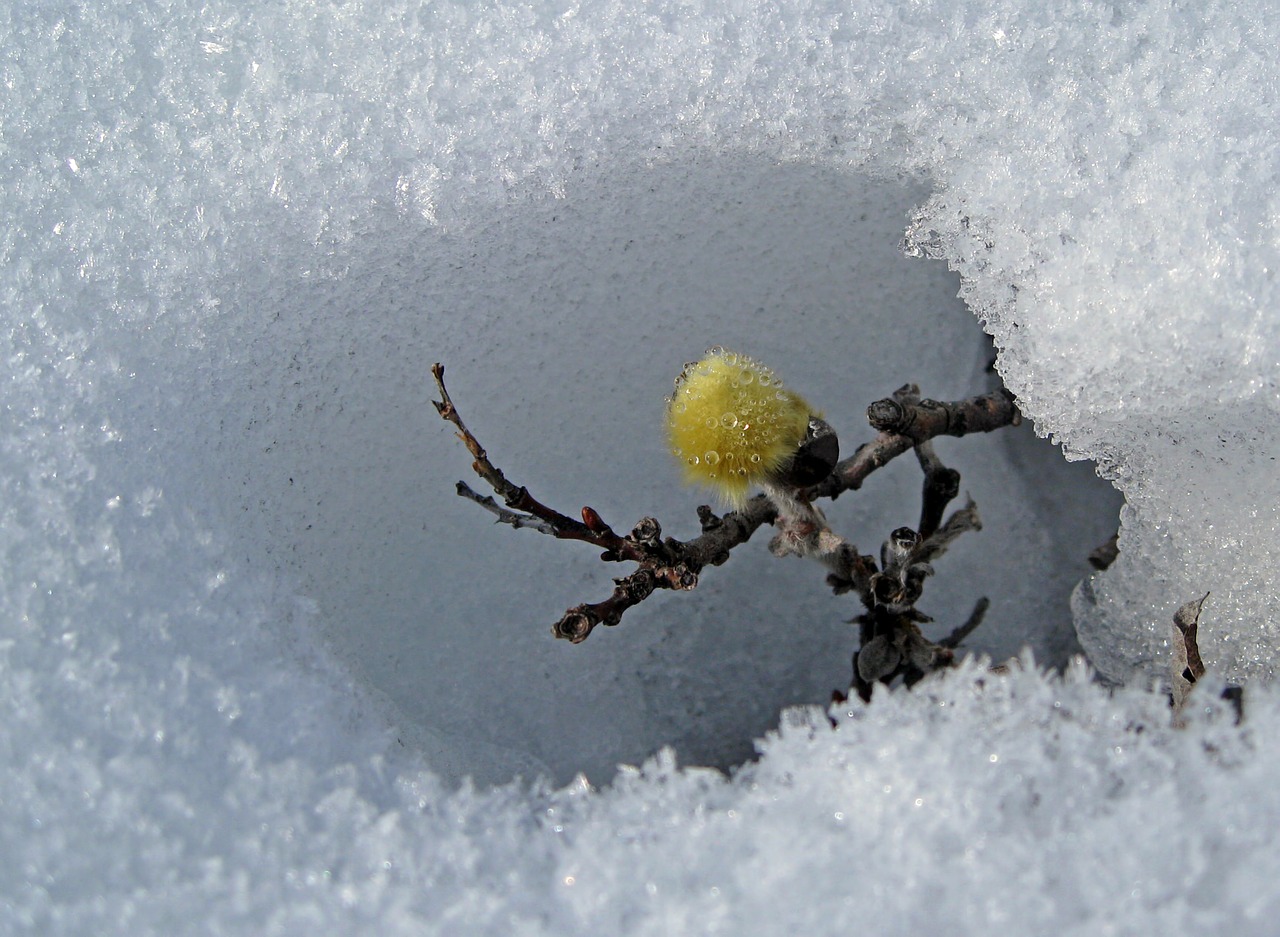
{"left": 3, "top": 0, "right": 1279, "bottom": 931}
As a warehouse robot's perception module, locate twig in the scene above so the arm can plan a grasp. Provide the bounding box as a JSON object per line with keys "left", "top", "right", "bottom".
{"left": 848, "top": 496, "right": 987, "bottom": 700}
{"left": 915, "top": 497, "right": 982, "bottom": 563}
{"left": 431, "top": 363, "right": 642, "bottom": 561}
{"left": 554, "top": 569, "right": 663, "bottom": 643}
{"left": 940, "top": 596, "right": 991, "bottom": 649}
{"left": 680, "top": 495, "right": 777, "bottom": 570}
{"left": 915, "top": 440, "right": 961, "bottom": 539}
{"left": 456, "top": 481, "right": 557, "bottom": 535}
{"left": 435, "top": 361, "right": 1009, "bottom": 644}
{"left": 810, "top": 386, "right": 1020, "bottom": 500}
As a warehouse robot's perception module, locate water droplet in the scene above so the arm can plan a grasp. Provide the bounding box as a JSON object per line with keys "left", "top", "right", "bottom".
{"left": 705, "top": 417, "right": 718, "bottom": 429}
{"left": 720, "top": 412, "right": 738, "bottom": 428}
{"left": 675, "top": 402, "right": 687, "bottom": 414}
{"left": 704, "top": 450, "right": 720, "bottom": 466}
{"left": 750, "top": 453, "right": 762, "bottom": 464}
{"left": 687, "top": 455, "right": 700, "bottom": 466}
{"left": 706, "top": 344, "right": 724, "bottom": 356}
{"left": 738, "top": 368, "right": 754, "bottom": 385}
{"left": 758, "top": 374, "right": 773, "bottom": 387}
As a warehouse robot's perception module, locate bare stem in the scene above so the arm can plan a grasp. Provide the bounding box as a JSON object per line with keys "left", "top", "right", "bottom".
{"left": 940, "top": 596, "right": 991, "bottom": 649}
{"left": 432, "top": 363, "right": 643, "bottom": 561}
{"left": 435, "top": 361, "right": 1010, "bottom": 645}
{"left": 810, "top": 386, "right": 1020, "bottom": 500}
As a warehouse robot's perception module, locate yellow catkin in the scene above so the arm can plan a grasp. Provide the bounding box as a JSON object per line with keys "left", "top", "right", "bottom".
{"left": 666, "top": 348, "right": 814, "bottom": 506}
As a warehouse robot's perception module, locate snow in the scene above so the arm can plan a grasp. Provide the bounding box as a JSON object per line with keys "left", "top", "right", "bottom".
{"left": 2, "top": 0, "right": 1278, "bottom": 931}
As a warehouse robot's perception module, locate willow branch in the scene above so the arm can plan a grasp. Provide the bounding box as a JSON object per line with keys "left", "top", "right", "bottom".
{"left": 431, "top": 363, "right": 644, "bottom": 562}
{"left": 435, "top": 361, "right": 1014, "bottom": 643}
{"left": 940, "top": 596, "right": 991, "bottom": 649}
{"left": 456, "top": 480, "right": 557, "bottom": 535}
{"left": 810, "top": 386, "right": 1020, "bottom": 500}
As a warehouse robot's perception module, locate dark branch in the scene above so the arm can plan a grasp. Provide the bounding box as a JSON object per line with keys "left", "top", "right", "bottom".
{"left": 681, "top": 496, "right": 777, "bottom": 569}
{"left": 940, "top": 596, "right": 991, "bottom": 649}
{"left": 432, "top": 362, "right": 644, "bottom": 561}
{"left": 810, "top": 386, "right": 1020, "bottom": 500}
{"left": 435, "top": 361, "right": 1008, "bottom": 646}
{"left": 848, "top": 497, "right": 987, "bottom": 700}
{"left": 915, "top": 440, "right": 961, "bottom": 539}
{"left": 553, "top": 569, "right": 662, "bottom": 643}
{"left": 915, "top": 497, "right": 981, "bottom": 564}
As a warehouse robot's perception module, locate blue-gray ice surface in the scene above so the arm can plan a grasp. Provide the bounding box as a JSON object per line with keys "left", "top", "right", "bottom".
{"left": 3, "top": 0, "right": 1279, "bottom": 932}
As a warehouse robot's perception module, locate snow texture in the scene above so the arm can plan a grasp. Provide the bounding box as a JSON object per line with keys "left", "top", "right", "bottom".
{"left": 1, "top": 0, "right": 1277, "bottom": 931}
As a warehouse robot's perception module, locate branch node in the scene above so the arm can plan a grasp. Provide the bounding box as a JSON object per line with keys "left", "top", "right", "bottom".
{"left": 696, "top": 504, "right": 723, "bottom": 532}
{"left": 630, "top": 516, "right": 663, "bottom": 545}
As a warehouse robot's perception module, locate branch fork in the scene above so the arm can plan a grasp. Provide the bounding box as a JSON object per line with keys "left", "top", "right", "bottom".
{"left": 433, "top": 362, "right": 1019, "bottom": 686}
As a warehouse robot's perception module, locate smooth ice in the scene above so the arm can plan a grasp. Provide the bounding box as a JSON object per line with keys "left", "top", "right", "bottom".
{"left": 3, "top": 0, "right": 1279, "bottom": 932}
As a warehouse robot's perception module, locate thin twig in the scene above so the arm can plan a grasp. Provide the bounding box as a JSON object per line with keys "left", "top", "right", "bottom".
{"left": 435, "top": 361, "right": 1009, "bottom": 644}
{"left": 940, "top": 596, "right": 991, "bottom": 649}
{"left": 456, "top": 481, "right": 558, "bottom": 535}
{"left": 810, "top": 387, "right": 1020, "bottom": 500}
{"left": 915, "top": 440, "right": 961, "bottom": 539}
{"left": 432, "top": 363, "right": 643, "bottom": 561}
{"left": 915, "top": 497, "right": 982, "bottom": 563}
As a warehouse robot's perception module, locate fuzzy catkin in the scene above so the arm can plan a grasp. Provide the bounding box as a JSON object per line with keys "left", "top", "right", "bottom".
{"left": 666, "top": 348, "right": 813, "bottom": 507}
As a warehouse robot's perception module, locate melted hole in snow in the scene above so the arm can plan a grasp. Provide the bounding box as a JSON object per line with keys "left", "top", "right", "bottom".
{"left": 143, "top": 155, "right": 1121, "bottom": 787}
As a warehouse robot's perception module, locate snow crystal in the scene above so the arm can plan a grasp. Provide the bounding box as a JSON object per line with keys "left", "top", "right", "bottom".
{"left": 2, "top": 0, "right": 1278, "bottom": 931}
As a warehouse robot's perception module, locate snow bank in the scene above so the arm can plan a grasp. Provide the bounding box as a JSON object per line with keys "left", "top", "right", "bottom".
{"left": 2, "top": 0, "right": 1277, "bottom": 931}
